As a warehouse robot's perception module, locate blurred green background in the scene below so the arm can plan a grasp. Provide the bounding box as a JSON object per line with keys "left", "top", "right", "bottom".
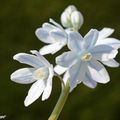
{"left": 0, "top": 0, "right": 120, "bottom": 120}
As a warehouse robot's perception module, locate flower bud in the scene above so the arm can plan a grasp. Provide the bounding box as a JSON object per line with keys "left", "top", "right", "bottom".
{"left": 61, "top": 11, "right": 72, "bottom": 28}
{"left": 65, "top": 5, "right": 77, "bottom": 14}
{"left": 61, "top": 5, "right": 77, "bottom": 28}
{"left": 71, "top": 11, "right": 84, "bottom": 31}
{"left": 61, "top": 5, "right": 84, "bottom": 31}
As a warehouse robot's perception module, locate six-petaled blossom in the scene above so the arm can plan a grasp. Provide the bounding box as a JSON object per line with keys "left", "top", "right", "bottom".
{"left": 54, "top": 28, "right": 120, "bottom": 75}
{"left": 56, "top": 29, "right": 120, "bottom": 91}
{"left": 35, "top": 18, "right": 68, "bottom": 55}
{"left": 10, "top": 50, "right": 54, "bottom": 106}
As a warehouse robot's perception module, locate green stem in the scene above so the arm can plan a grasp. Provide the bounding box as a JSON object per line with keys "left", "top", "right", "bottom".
{"left": 48, "top": 81, "right": 70, "bottom": 120}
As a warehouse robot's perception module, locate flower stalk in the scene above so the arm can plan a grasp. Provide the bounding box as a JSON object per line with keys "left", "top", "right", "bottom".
{"left": 48, "top": 81, "right": 70, "bottom": 120}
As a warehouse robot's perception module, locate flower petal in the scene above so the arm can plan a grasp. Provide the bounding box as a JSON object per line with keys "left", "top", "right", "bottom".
{"left": 54, "top": 65, "right": 67, "bottom": 75}
{"left": 35, "top": 28, "right": 56, "bottom": 43}
{"left": 24, "top": 80, "right": 45, "bottom": 106}
{"left": 68, "top": 61, "right": 86, "bottom": 91}
{"left": 84, "top": 29, "right": 99, "bottom": 49}
{"left": 42, "top": 78, "right": 52, "bottom": 101}
{"left": 87, "top": 59, "right": 110, "bottom": 83}
{"left": 83, "top": 72, "right": 97, "bottom": 88}
{"left": 63, "top": 71, "right": 70, "bottom": 86}
{"left": 39, "top": 42, "right": 65, "bottom": 55}
{"left": 50, "top": 29, "right": 67, "bottom": 43}
{"left": 11, "top": 68, "right": 36, "bottom": 84}
{"left": 102, "top": 59, "right": 119, "bottom": 68}
{"left": 96, "top": 38, "right": 120, "bottom": 49}
{"left": 41, "top": 66, "right": 53, "bottom": 100}
{"left": 13, "top": 53, "right": 43, "bottom": 68}
{"left": 90, "top": 45, "right": 118, "bottom": 61}
{"left": 56, "top": 51, "right": 77, "bottom": 67}
{"left": 50, "top": 18, "right": 63, "bottom": 30}
{"left": 42, "top": 23, "right": 56, "bottom": 31}
{"left": 30, "top": 50, "right": 50, "bottom": 67}
{"left": 98, "top": 28, "right": 114, "bottom": 40}
{"left": 68, "top": 31, "right": 83, "bottom": 52}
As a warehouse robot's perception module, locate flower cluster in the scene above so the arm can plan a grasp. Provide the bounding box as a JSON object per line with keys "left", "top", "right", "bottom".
{"left": 11, "top": 5, "right": 120, "bottom": 107}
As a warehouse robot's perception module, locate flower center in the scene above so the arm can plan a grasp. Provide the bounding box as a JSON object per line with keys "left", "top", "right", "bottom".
{"left": 33, "top": 67, "right": 49, "bottom": 80}
{"left": 81, "top": 52, "right": 92, "bottom": 61}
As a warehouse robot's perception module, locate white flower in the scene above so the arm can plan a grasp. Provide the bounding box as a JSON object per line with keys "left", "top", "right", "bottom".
{"left": 35, "top": 18, "right": 68, "bottom": 55}
{"left": 56, "top": 29, "right": 120, "bottom": 91}
{"left": 61, "top": 5, "right": 84, "bottom": 31}
{"left": 10, "top": 50, "right": 54, "bottom": 106}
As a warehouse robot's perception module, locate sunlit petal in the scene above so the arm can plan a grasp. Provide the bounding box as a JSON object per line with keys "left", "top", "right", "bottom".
{"left": 54, "top": 65, "right": 67, "bottom": 75}
{"left": 83, "top": 72, "right": 97, "bottom": 88}
{"left": 68, "top": 31, "right": 83, "bottom": 52}
{"left": 98, "top": 28, "right": 114, "bottom": 40}
{"left": 102, "top": 59, "right": 119, "bottom": 68}
{"left": 88, "top": 59, "right": 110, "bottom": 83}
{"left": 84, "top": 29, "right": 99, "bottom": 49}
{"left": 24, "top": 80, "right": 46, "bottom": 107}
{"left": 11, "top": 68, "right": 36, "bottom": 84}
{"left": 90, "top": 45, "right": 118, "bottom": 61}
{"left": 40, "top": 42, "right": 65, "bottom": 55}
{"left": 13, "top": 53, "right": 43, "bottom": 68}
{"left": 56, "top": 51, "right": 77, "bottom": 67}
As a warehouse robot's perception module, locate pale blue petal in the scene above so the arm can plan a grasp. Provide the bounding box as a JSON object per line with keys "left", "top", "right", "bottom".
{"left": 42, "top": 66, "right": 53, "bottom": 100}
{"left": 98, "top": 28, "right": 114, "bottom": 40}
{"left": 90, "top": 45, "right": 118, "bottom": 61}
{"left": 68, "top": 61, "right": 86, "bottom": 91}
{"left": 54, "top": 65, "right": 67, "bottom": 75}
{"left": 24, "top": 80, "right": 46, "bottom": 106}
{"left": 83, "top": 72, "right": 97, "bottom": 88}
{"left": 84, "top": 29, "right": 99, "bottom": 49}
{"left": 68, "top": 31, "right": 83, "bottom": 52}
{"left": 30, "top": 50, "right": 50, "bottom": 67}
{"left": 13, "top": 53, "right": 44, "bottom": 68}
{"left": 42, "top": 23, "right": 56, "bottom": 31}
{"left": 87, "top": 59, "right": 110, "bottom": 83}
{"left": 42, "top": 77, "right": 52, "bottom": 101}
{"left": 102, "top": 59, "right": 120, "bottom": 68}
{"left": 39, "top": 42, "right": 65, "bottom": 55}
{"left": 35, "top": 28, "right": 56, "bottom": 43}
{"left": 11, "top": 68, "right": 36, "bottom": 84}
{"left": 50, "top": 30, "right": 67, "bottom": 43}
{"left": 96, "top": 38, "right": 120, "bottom": 49}
{"left": 50, "top": 18, "right": 63, "bottom": 30}
{"left": 56, "top": 51, "right": 77, "bottom": 67}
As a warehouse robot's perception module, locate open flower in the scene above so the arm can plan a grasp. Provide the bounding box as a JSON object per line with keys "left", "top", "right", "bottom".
{"left": 35, "top": 19, "right": 68, "bottom": 55}
{"left": 56, "top": 29, "right": 120, "bottom": 91}
{"left": 54, "top": 28, "right": 120, "bottom": 75}
{"left": 61, "top": 5, "right": 84, "bottom": 31}
{"left": 10, "top": 50, "right": 54, "bottom": 106}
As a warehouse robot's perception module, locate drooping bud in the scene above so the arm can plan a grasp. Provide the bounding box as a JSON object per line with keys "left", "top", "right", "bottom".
{"left": 61, "top": 5, "right": 84, "bottom": 31}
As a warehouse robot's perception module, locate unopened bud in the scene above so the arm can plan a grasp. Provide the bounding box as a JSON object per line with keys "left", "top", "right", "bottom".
{"left": 61, "top": 5, "right": 84, "bottom": 31}
{"left": 65, "top": 5, "right": 77, "bottom": 14}
{"left": 71, "top": 11, "right": 84, "bottom": 31}
{"left": 61, "top": 11, "right": 72, "bottom": 28}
